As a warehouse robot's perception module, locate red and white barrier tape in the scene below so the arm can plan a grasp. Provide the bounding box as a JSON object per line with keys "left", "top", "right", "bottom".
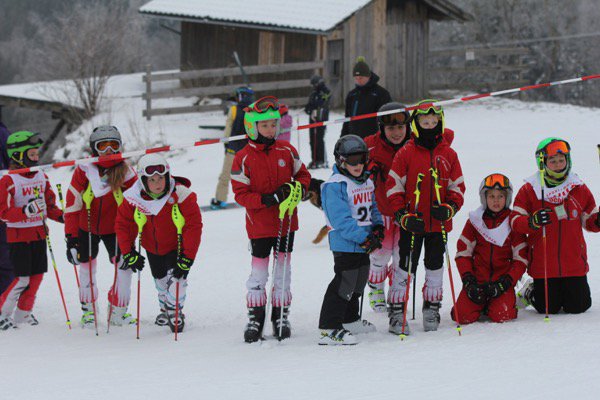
{"left": 4, "top": 73, "right": 600, "bottom": 176}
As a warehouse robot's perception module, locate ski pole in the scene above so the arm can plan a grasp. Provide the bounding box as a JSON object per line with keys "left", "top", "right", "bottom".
{"left": 411, "top": 271, "right": 416, "bottom": 320}
{"left": 538, "top": 153, "right": 550, "bottom": 322}
{"left": 133, "top": 208, "right": 147, "bottom": 340}
{"left": 56, "top": 184, "right": 80, "bottom": 289}
{"left": 82, "top": 185, "right": 99, "bottom": 336}
{"left": 431, "top": 165, "right": 462, "bottom": 336}
{"left": 278, "top": 182, "right": 302, "bottom": 340}
{"left": 400, "top": 173, "right": 424, "bottom": 340}
{"left": 33, "top": 187, "right": 72, "bottom": 330}
{"left": 172, "top": 204, "right": 186, "bottom": 342}
{"left": 107, "top": 189, "right": 123, "bottom": 334}
{"left": 266, "top": 207, "right": 287, "bottom": 325}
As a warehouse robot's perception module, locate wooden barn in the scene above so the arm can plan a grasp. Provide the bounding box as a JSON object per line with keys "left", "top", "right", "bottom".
{"left": 139, "top": 0, "right": 472, "bottom": 106}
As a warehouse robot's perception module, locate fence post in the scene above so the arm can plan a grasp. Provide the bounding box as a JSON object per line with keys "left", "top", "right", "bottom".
{"left": 145, "top": 64, "right": 152, "bottom": 121}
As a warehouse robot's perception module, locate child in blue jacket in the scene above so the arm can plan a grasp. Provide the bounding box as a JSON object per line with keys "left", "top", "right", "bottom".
{"left": 318, "top": 135, "right": 383, "bottom": 345}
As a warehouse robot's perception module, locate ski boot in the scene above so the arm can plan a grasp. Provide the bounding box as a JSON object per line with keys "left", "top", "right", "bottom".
{"left": 271, "top": 306, "right": 291, "bottom": 341}
{"left": 80, "top": 303, "right": 97, "bottom": 329}
{"left": 368, "top": 282, "right": 387, "bottom": 313}
{"left": 0, "top": 314, "right": 15, "bottom": 330}
{"left": 166, "top": 308, "right": 185, "bottom": 333}
{"left": 516, "top": 278, "right": 534, "bottom": 309}
{"left": 210, "top": 198, "right": 227, "bottom": 210}
{"left": 343, "top": 319, "right": 376, "bottom": 334}
{"left": 155, "top": 309, "right": 168, "bottom": 326}
{"left": 388, "top": 303, "right": 410, "bottom": 335}
{"left": 319, "top": 328, "right": 358, "bottom": 345}
{"left": 244, "top": 306, "right": 265, "bottom": 343}
{"left": 14, "top": 309, "right": 39, "bottom": 326}
{"left": 423, "top": 301, "right": 441, "bottom": 332}
{"left": 108, "top": 305, "right": 136, "bottom": 326}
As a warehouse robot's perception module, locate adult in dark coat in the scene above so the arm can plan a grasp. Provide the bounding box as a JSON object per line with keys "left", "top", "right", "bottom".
{"left": 304, "top": 75, "right": 331, "bottom": 169}
{"left": 0, "top": 120, "right": 13, "bottom": 295}
{"left": 340, "top": 57, "right": 392, "bottom": 139}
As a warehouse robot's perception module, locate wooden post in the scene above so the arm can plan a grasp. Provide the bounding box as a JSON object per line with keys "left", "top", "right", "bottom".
{"left": 145, "top": 64, "right": 152, "bottom": 121}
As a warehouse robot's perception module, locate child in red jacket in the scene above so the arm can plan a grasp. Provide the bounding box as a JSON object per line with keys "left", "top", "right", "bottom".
{"left": 452, "top": 174, "right": 527, "bottom": 324}
{"left": 512, "top": 138, "right": 600, "bottom": 314}
{"left": 231, "top": 96, "right": 311, "bottom": 343}
{"left": 64, "top": 126, "right": 138, "bottom": 328}
{"left": 115, "top": 154, "right": 202, "bottom": 333}
{"left": 385, "top": 100, "right": 465, "bottom": 334}
{"left": 364, "top": 102, "right": 410, "bottom": 314}
{"left": 0, "top": 131, "right": 63, "bottom": 330}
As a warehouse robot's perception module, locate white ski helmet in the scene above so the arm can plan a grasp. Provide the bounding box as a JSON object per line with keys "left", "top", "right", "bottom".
{"left": 137, "top": 153, "right": 171, "bottom": 196}
{"left": 479, "top": 173, "right": 513, "bottom": 208}
{"left": 90, "top": 125, "right": 122, "bottom": 155}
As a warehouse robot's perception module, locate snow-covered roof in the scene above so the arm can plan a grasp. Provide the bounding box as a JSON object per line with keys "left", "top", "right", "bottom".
{"left": 139, "top": 0, "right": 373, "bottom": 33}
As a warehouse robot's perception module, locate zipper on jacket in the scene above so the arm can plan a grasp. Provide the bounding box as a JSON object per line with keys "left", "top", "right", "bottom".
{"left": 429, "top": 151, "right": 435, "bottom": 231}
{"left": 557, "top": 220, "right": 562, "bottom": 277}
{"left": 489, "top": 244, "right": 495, "bottom": 283}
{"left": 150, "top": 215, "right": 158, "bottom": 254}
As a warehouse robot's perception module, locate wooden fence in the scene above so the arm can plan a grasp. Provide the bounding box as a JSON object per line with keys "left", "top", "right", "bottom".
{"left": 143, "top": 61, "right": 324, "bottom": 120}
{"left": 428, "top": 47, "right": 531, "bottom": 91}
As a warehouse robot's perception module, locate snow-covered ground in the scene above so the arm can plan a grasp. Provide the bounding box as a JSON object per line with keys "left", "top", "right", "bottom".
{"left": 2, "top": 74, "right": 600, "bottom": 400}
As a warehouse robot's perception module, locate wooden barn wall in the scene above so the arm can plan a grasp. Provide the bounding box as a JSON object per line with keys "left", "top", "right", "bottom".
{"left": 385, "top": 0, "right": 429, "bottom": 102}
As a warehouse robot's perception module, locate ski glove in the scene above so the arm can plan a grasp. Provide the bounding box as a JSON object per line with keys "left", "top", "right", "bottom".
{"left": 462, "top": 273, "right": 486, "bottom": 305}
{"left": 121, "top": 249, "right": 145, "bottom": 272}
{"left": 372, "top": 224, "right": 385, "bottom": 241}
{"left": 396, "top": 210, "right": 425, "bottom": 234}
{"left": 360, "top": 233, "right": 383, "bottom": 254}
{"left": 485, "top": 275, "right": 513, "bottom": 298}
{"left": 261, "top": 183, "right": 293, "bottom": 207}
{"left": 529, "top": 208, "right": 552, "bottom": 229}
{"left": 173, "top": 255, "right": 193, "bottom": 279}
{"left": 431, "top": 201, "right": 457, "bottom": 222}
{"left": 65, "top": 235, "right": 80, "bottom": 265}
{"left": 23, "top": 198, "right": 46, "bottom": 218}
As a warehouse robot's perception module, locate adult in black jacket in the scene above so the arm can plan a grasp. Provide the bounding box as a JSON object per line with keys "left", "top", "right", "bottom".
{"left": 340, "top": 57, "right": 391, "bottom": 139}
{"left": 304, "top": 75, "right": 331, "bottom": 169}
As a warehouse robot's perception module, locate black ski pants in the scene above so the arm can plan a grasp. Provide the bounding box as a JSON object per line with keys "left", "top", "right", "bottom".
{"left": 319, "top": 252, "right": 369, "bottom": 329}
{"left": 309, "top": 117, "right": 326, "bottom": 164}
{"left": 531, "top": 276, "right": 591, "bottom": 314}
{"left": 398, "top": 230, "right": 444, "bottom": 273}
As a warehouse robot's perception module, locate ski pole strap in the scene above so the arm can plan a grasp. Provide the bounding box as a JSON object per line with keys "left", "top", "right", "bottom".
{"left": 429, "top": 167, "right": 442, "bottom": 204}
{"left": 56, "top": 183, "right": 65, "bottom": 212}
{"left": 133, "top": 207, "right": 147, "bottom": 234}
{"left": 113, "top": 188, "right": 124, "bottom": 207}
{"left": 171, "top": 203, "right": 185, "bottom": 235}
{"left": 82, "top": 183, "right": 94, "bottom": 210}
{"left": 287, "top": 181, "right": 303, "bottom": 217}
{"left": 414, "top": 173, "right": 425, "bottom": 211}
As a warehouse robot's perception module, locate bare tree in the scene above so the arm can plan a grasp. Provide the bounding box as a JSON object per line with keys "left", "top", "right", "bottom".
{"left": 28, "top": 0, "right": 143, "bottom": 119}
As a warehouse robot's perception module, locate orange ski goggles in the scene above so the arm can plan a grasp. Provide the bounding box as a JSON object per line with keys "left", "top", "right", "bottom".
{"left": 483, "top": 173, "right": 511, "bottom": 190}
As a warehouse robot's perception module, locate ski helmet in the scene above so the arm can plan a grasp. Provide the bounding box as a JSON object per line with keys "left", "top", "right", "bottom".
{"left": 137, "top": 153, "right": 171, "bottom": 198}
{"left": 6, "top": 131, "right": 43, "bottom": 167}
{"left": 90, "top": 125, "right": 122, "bottom": 155}
{"left": 243, "top": 96, "right": 281, "bottom": 141}
{"left": 235, "top": 86, "right": 255, "bottom": 104}
{"left": 535, "top": 137, "right": 571, "bottom": 185}
{"left": 410, "top": 99, "right": 445, "bottom": 138}
{"left": 479, "top": 173, "right": 513, "bottom": 208}
{"left": 310, "top": 75, "right": 324, "bottom": 87}
{"left": 334, "top": 135, "right": 369, "bottom": 183}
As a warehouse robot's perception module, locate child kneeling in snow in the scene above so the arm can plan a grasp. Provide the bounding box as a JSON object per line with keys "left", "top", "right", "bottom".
{"left": 115, "top": 154, "right": 202, "bottom": 333}
{"left": 511, "top": 138, "right": 600, "bottom": 314}
{"left": 318, "top": 135, "right": 383, "bottom": 345}
{"left": 452, "top": 174, "right": 528, "bottom": 324}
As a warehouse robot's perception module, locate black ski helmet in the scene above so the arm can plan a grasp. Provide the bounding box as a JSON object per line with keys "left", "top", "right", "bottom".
{"left": 377, "top": 102, "right": 411, "bottom": 134}
{"left": 310, "top": 74, "right": 324, "bottom": 88}
{"left": 334, "top": 135, "right": 369, "bottom": 183}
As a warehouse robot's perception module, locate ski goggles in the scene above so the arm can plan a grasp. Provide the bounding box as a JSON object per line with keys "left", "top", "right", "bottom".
{"left": 483, "top": 173, "right": 511, "bottom": 190}
{"left": 380, "top": 112, "right": 409, "bottom": 126}
{"left": 249, "top": 96, "right": 279, "bottom": 113}
{"left": 340, "top": 152, "right": 369, "bottom": 166}
{"left": 94, "top": 139, "right": 121, "bottom": 154}
{"left": 540, "top": 140, "right": 570, "bottom": 157}
{"left": 141, "top": 164, "right": 168, "bottom": 177}
{"left": 412, "top": 102, "right": 443, "bottom": 117}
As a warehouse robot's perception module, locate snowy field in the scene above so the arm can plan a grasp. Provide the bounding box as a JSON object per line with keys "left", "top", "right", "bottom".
{"left": 1, "top": 74, "right": 600, "bottom": 400}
